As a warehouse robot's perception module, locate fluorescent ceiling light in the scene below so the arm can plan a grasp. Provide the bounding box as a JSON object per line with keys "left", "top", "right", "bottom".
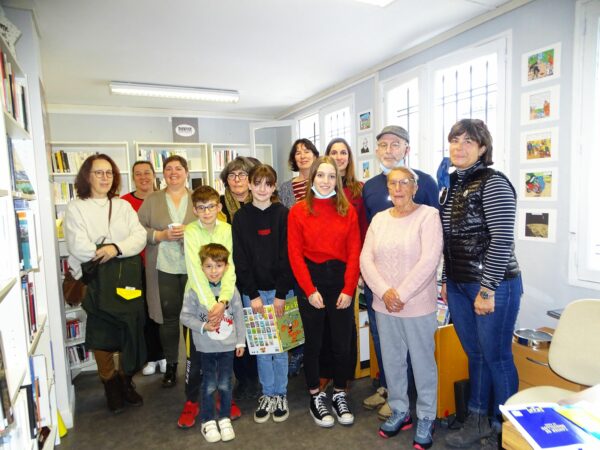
{"left": 353, "top": 0, "right": 396, "bottom": 6}
{"left": 109, "top": 81, "right": 240, "bottom": 103}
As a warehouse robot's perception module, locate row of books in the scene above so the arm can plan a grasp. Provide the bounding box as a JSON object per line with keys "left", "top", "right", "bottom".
{"left": 21, "top": 273, "right": 37, "bottom": 343}
{"left": 137, "top": 149, "right": 191, "bottom": 171}
{"left": 65, "top": 319, "right": 83, "bottom": 341}
{"left": 213, "top": 148, "right": 238, "bottom": 171}
{"left": 53, "top": 182, "right": 75, "bottom": 205}
{"left": 14, "top": 199, "right": 39, "bottom": 271}
{"left": 67, "top": 344, "right": 92, "bottom": 368}
{"left": 0, "top": 333, "right": 14, "bottom": 436}
{"left": 0, "top": 49, "right": 29, "bottom": 132}
{"left": 51, "top": 150, "right": 97, "bottom": 174}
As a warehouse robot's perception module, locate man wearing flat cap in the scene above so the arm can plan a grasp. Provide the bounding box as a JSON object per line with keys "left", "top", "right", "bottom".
{"left": 360, "top": 125, "right": 439, "bottom": 419}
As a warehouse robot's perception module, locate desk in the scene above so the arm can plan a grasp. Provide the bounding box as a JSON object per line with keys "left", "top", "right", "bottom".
{"left": 501, "top": 385, "right": 600, "bottom": 449}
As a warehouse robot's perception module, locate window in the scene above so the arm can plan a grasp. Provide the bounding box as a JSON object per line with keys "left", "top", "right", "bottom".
{"left": 570, "top": 0, "right": 600, "bottom": 287}
{"left": 382, "top": 37, "right": 507, "bottom": 175}
{"left": 323, "top": 105, "right": 351, "bottom": 144}
{"left": 298, "top": 113, "right": 320, "bottom": 149}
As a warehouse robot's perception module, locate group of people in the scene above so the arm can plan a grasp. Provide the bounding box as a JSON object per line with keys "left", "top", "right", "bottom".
{"left": 64, "top": 119, "right": 522, "bottom": 449}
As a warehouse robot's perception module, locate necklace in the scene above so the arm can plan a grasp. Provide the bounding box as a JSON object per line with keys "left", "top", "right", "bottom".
{"left": 391, "top": 202, "right": 417, "bottom": 218}
{"left": 90, "top": 197, "right": 109, "bottom": 207}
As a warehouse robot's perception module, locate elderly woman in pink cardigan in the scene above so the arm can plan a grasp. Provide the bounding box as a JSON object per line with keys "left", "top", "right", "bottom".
{"left": 359, "top": 167, "right": 443, "bottom": 450}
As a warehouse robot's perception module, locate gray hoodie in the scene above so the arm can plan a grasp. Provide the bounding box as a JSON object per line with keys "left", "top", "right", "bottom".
{"left": 180, "top": 283, "right": 245, "bottom": 353}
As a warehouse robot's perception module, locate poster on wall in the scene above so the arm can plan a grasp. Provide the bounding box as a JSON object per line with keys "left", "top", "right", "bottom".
{"left": 359, "top": 158, "right": 374, "bottom": 181}
{"left": 521, "top": 85, "right": 560, "bottom": 125}
{"left": 520, "top": 127, "right": 558, "bottom": 163}
{"left": 358, "top": 110, "right": 372, "bottom": 132}
{"left": 519, "top": 168, "right": 558, "bottom": 201}
{"left": 357, "top": 133, "right": 373, "bottom": 156}
{"left": 171, "top": 117, "right": 199, "bottom": 143}
{"left": 522, "top": 42, "right": 561, "bottom": 86}
{"left": 518, "top": 208, "right": 557, "bottom": 243}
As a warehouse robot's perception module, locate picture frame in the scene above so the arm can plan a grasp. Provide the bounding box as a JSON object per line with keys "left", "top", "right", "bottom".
{"left": 519, "top": 167, "right": 558, "bottom": 202}
{"left": 522, "top": 42, "right": 561, "bottom": 86}
{"left": 521, "top": 85, "right": 560, "bottom": 125}
{"left": 359, "top": 158, "right": 374, "bottom": 181}
{"left": 358, "top": 110, "right": 372, "bottom": 132}
{"left": 357, "top": 133, "right": 373, "bottom": 156}
{"left": 518, "top": 208, "right": 557, "bottom": 243}
{"left": 520, "top": 127, "right": 558, "bottom": 163}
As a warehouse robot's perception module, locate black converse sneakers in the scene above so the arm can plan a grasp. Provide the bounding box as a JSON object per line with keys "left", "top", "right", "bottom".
{"left": 332, "top": 391, "right": 354, "bottom": 425}
{"left": 254, "top": 395, "right": 273, "bottom": 423}
{"left": 272, "top": 395, "right": 289, "bottom": 422}
{"left": 309, "top": 392, "right": 334, "bottom": 427}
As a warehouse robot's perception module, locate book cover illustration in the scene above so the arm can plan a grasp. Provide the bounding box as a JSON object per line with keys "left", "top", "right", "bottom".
{"left": 7, "top": 137, "right": 34, "bottom": 195}
{"left": 556, "top": 402, "right": 600, "bottom": 441}
{"left": 243, "top": 296, "right": 304, "bottom": 355}
{"left": 500, "top": 403, "right": 600, "bottom": 449}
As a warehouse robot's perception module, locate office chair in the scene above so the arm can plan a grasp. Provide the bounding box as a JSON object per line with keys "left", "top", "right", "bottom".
{"left": 505, "top": 298, "right": 600, "bottom": 406}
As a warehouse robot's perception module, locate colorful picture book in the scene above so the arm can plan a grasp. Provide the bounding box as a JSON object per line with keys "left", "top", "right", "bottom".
{"left": 243, "top": 296, "right": 304, "bottom": 355}
{"left": 500, "top": 403, "right": 600, "bottom": 449}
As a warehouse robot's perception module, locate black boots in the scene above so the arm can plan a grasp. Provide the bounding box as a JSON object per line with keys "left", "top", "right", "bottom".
{"left": 120, "top": 374, "right": 143, "bottom": 406}
{"left": 162, "top": 363, "right": 177, "bottom": 388}
{"left": 103, "top": 375, "right": 124, "bottom": 414}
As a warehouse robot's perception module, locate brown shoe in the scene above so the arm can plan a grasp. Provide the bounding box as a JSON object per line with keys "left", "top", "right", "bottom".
{"left": 377, "top": 401, "right": 393, "bottom": 420}
{"left": 103, "top": 375, "right": 124, "bottom": 414}
{"left": 363, "top": 387, "right": 387, "bottom": 410}
{"left": 121, "top": 374, "right": 143, "bottom": 406}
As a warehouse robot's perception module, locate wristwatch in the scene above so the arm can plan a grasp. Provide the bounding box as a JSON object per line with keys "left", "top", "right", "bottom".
{"left": 480, "top": 290, "right": 495, "bottom": 300}
{"left": 218, "top": 299, "right": 230, "bottom": 307}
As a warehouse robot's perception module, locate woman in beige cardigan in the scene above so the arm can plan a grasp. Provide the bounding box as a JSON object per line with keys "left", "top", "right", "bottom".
{"left": 138, "top": 155, "right": 196, "bottom": 387}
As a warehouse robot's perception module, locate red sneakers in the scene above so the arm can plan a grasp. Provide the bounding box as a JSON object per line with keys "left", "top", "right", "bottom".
{"left": 177, "top": 400, "right": 199, "bottom": 429}
{"left": 230, "top": 400, "right": 242, "bottom": 421}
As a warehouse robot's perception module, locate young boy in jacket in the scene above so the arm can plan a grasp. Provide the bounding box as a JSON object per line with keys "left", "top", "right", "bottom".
{"left": 180, "top": 243, "right": 245, "bottom": 443}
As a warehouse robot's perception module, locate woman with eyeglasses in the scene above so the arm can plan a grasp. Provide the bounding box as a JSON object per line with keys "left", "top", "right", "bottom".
{"left": 64, "top": 154, "right": 147, "bottom": 414}
{"left": 360, "top": 167, "right": 442, "bottom": 449}
{"left": 441, "top": 119, "right": 522, "bottom": 450}
{"left": 138, "top": 155, "right": 196, "bottom": 388}
{"left": 121, "top": 161, "right": 166, "bottom": 377}
{"left": 219, "top": 156, "right": 259, "bottom": 224}
{"left": 288, "top": 156, "right": 360, "bottom": 428}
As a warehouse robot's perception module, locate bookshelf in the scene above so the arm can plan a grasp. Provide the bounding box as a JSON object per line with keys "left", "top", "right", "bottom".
{"left": 134, "top": 141, "right": 210, "bottom": 190}
{"left": 210, "top": 143, "right": 273, "bottom": 194}
{"left": 0, "top": 16, "right": 59, "bottom": 447}
{"left": 48, "top": 141, "right": 131, "bottom": 380}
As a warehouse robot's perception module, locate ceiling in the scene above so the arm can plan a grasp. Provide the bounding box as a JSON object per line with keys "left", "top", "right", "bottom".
{"left": 14, "top": 0, "right": 517, "bottom": 119}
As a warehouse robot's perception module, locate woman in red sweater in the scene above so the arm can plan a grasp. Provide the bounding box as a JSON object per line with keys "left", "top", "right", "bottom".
{"left": 288, "top": 156, "right": 361, "bottom": 429}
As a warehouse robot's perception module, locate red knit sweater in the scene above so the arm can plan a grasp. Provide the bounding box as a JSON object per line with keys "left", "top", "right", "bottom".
{"left": 288, "top": 198, "right": 361, "bottom": 297}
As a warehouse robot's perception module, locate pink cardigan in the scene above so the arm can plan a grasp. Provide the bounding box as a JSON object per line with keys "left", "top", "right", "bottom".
{"left": 360, "top": 205, "right": 443, "bottom": 318}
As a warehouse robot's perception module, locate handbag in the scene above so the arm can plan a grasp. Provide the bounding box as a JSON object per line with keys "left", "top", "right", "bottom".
{"left": 62, "top": 270, "right": 87, "bottom": 306}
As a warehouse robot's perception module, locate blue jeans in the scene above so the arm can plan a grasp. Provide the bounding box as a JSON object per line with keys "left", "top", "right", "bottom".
{"left": 446, "top": 275, "right": 522, "bottom": 421}
{"left": 364, "top": 285, "right": 387, "bottom": 388}
{"left": 200, "top": 351, "right": 234, "bottom": 422}
{"left": 243, "top": 290, "right": 291, "bottom": 396}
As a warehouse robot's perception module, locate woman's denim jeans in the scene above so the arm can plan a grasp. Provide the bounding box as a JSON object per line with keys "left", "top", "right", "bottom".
{"left": 242, "top": 290, "right": 292, "bottom": 396}
{"left": 446, "top": 275, "right": 522, "bottom": 421}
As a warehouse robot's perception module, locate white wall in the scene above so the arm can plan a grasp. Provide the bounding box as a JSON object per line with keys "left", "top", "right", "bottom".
{"left": 284, "top": 0, "right": 599, "bottom": 329}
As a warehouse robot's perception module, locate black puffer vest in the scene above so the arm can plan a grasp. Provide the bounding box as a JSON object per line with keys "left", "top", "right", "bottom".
{"left": 443, "top": 167, "right": 520, "bottom": 283}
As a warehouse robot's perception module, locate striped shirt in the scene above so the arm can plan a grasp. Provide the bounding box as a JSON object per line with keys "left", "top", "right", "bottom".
{"left": 292, "top": 179, "right": 308, "bottom": 202}
{"left": 441, "top": 161, "right": 516, "bottom": 290}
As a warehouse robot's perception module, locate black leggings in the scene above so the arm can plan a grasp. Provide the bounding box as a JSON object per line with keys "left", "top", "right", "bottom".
{"left": 298, "top": 259, "right": 355, "bottom": 391}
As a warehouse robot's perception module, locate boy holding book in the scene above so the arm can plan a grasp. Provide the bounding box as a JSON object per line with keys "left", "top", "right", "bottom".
{"left": 180, "top": 243, "right": 245, "bottom": 443}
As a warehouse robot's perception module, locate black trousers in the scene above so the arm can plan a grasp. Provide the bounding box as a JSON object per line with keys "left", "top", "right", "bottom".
{"left": 298, "top": 259, "right": 355, "bottom": 391}
{"left": 183, "top": 326, "right": 202, "bottom": 402}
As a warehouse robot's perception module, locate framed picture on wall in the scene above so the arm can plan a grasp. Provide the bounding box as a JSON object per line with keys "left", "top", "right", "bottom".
{"left": 521, "top": 85, "right": 560, "bottom": 125}
{"left": 519, "top": 168, "right": 558, "bottom": 201}
{"left": 358, "top": 110, "right": 372, "bottom": 132}
{"left": 357, "top": 133, "right": 373, "bottom": 156}
{"left": 359, "top": 158, "right": 374, "bottom": 181}
{"left": 522, "top": 42, "right": 561, "bottom": 86}
{"left": 520, "top": 127, "right": 558, "bottom": 163}
{"left": 518, "top": 208, "right": 557, "bottom": 243}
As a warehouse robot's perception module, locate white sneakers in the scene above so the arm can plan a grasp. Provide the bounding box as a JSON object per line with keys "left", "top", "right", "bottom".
{"left": 141, "top": 359, "right": 167, "bottom": 376}
{"left": 201, "top": 418, "right": 235, "bottom": 443}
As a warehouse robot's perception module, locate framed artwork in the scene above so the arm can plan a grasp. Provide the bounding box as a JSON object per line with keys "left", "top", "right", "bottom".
{"left": 519, "top": 167, "right": 558, "bottom": 201}
{"left": 358, "top": 110, "right": 372, "bottom": 132}
{"left": 520, "top": 127, "right": 558, "bottom": 163}
{"left": 521, "top": 85, "right": 560, "bottom": 125}
{"left": 357, "top": 133, "right": 373, "bottom": 156}
{"left": 359, "top": 158, "right": 374, "bottom": 181}
{"left": 522, "top": 42, "right": 561, "bottom": 86}
{"left": 518, "top": 208, "right": 557, "bottom": 243}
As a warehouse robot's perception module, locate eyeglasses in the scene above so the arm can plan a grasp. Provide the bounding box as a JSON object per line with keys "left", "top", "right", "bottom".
{"left": 194, "top": 203, "right": 218, "bottom": 212}
{"left": 92, "top": 170, "right": 114, "bottom": 179}
{"left": 227, "top": 172, "right": 248, "bottom": 181}
{"left": 377, "top": 142, "right": 404, "bottom": 151}
{"left": 387, "top": 179, "right": 416, "bottom": 188}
